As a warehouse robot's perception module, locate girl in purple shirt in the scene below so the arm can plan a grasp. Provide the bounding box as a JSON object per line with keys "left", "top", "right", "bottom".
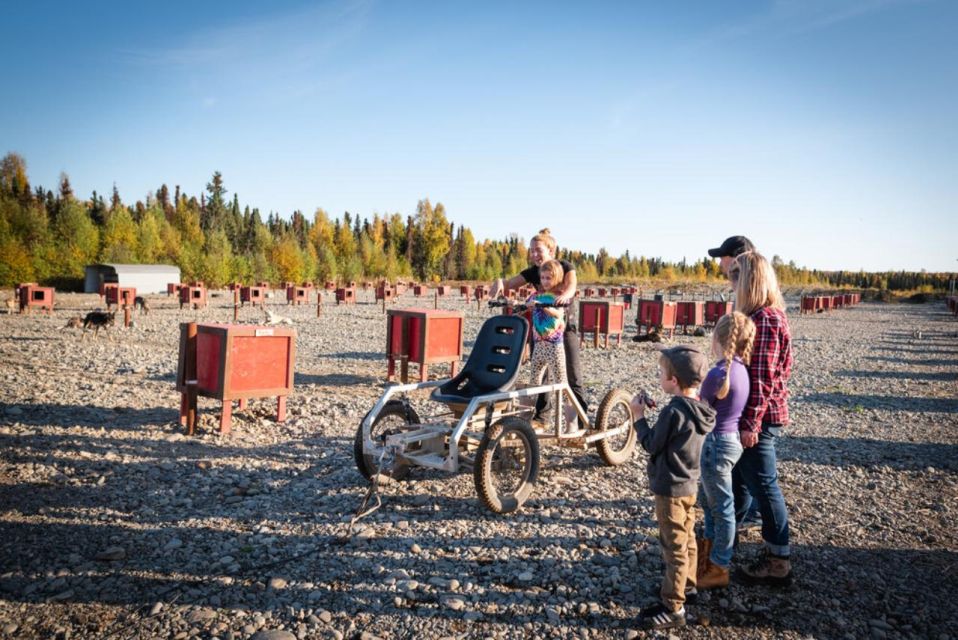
{"left": 696, "top": 312, "right": 755, "bottom": 589}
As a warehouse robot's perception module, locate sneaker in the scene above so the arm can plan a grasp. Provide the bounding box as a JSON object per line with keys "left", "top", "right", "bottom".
{"left": 697, "top": 559, "right": 730, "bottom": 590}
{"left": 637, "top": 603, "right": 686, "bottom": 630}
{"left": 739, "top": 551, "right": 792, "bottom": 586}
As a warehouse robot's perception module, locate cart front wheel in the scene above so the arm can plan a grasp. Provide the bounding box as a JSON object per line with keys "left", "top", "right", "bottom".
{"left": 354, "top": 400, "right": 421, "bottom": 481}
{"left": 594, "top": 388, "right": 637, "bottom": 466}
{"left": 474, "top": 417, "right": 539, "bottom": 514}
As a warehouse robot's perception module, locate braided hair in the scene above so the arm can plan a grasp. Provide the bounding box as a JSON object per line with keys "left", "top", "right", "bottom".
{"left": 713, "top": 311, "right": 756, "bottom": 400}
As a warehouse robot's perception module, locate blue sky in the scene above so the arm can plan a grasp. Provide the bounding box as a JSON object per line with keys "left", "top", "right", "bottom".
{"left": 2, "top": 0, "right": 955, "bottom": 271}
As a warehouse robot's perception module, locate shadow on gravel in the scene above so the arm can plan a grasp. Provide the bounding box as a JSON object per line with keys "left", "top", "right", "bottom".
{"left": 834, "top": 369, "right": 958, "bottom": 382}
{"left": 294, "top": 372, "right": 381, "bottom": 387}
{"left": 797, "top": 392, "right": 958, "bottom": 413}
{"left": 318, "top": 351, "right": 383, "bottom": 362}
{"left": 780, "top": 435, "right": 958, "bottom": 471}
{"left": 1, "top": 519, "right": 956, "bottom": 639}
{"left": 1, "top": 403, "right": 178, "bottom": 429}
{"left": 864, "top": 356, "right": 958, "bottom": 367}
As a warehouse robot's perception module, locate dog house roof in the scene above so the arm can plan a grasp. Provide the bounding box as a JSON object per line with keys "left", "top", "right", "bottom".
{"left": 95, "top": 263, "right": 181, "bottom": 274}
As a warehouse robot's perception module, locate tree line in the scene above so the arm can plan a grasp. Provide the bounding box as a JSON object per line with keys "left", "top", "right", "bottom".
{"left": 0, "top": 153, "right": 950, "bottom": 292}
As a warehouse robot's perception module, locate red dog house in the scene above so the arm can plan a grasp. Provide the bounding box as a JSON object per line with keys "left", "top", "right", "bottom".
{"left": 336, "top": 287, "right": 356, "bottom": 305}
{"left": 579, "top": 301, "right": 625, "bottom": 348}
{"left": 101, "top": 282, "right": 119, "bottom": 301}
{"left": 106, "top": 286, "right": 136, "bottom": 308}
{"left": 637, "top": 299, "right": 678, "bottom": 338}
{"left": 286, "top": 286, "right": 310, "bottom": 305}
{"left": 179, "top": 285, "right": 207, "bottom": 309}
{"left": 241, "top": 286, "right": 266, "bottom": 306}
{"left": 583, "top": 287, "right": 596, "bottom": 298}
{"left": 376, "top": 284, "right": 395, "bottom": 302}
{"left": 675, "top": 301, "right": 705, "bottom": 333}
{"left": 386, "top": 308, "right": 464, "bottom": 383}
{"left": 436, "top": 285, "right": 450, "bottom": 297}
{"left": 17, "top": 284, "right": 54, "bottom": 314}
{"left": 413, "top": 284, "right": 428, "bottom": 297}
{"left": 705, "top": 300, "right": 734, "bottom": 324}
{"left": 459, "top": 284, "right": 472, "bottom": 298}
{"left": 177, "top": 323, "right": 295, "bottom": 434}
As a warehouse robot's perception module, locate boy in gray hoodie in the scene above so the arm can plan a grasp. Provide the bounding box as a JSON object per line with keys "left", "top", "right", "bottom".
{"left": 631, "top": 345, "right": 716, "bottom": 630}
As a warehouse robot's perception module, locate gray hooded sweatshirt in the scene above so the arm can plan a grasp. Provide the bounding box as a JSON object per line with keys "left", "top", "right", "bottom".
{"left": 634, "top": 396, "right": 716, "bottom": 497}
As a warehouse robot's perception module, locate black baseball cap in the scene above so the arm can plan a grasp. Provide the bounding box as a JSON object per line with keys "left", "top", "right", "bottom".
{"left": 708, "top": 235, "right": 755, "bottom": 258}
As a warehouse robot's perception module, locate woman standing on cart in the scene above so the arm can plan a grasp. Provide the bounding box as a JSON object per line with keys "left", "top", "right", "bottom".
{"left": 491, "top": 228, "right": 587, "bottom": 413}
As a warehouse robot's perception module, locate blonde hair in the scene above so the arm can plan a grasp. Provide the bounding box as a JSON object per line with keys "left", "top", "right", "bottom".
{"left": 734, "top": 251, "right": 785, "bottom": 315}
{"left": 539, "top": 259, "right": 565, "bottom": 290}
{"left": 713, "top": 311, "right": 756, "bottom": 400}
{"left": 530, "top": 228, "right": 557, "bottom": 255}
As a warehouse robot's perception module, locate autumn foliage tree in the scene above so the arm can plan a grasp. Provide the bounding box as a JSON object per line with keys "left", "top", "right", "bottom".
{"left": 0, "top": 151, "right": 949, "bottom": 292}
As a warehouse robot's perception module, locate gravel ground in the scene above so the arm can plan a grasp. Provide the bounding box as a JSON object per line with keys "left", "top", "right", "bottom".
{"left": 1, "top": 290, "right": 956, "bottom": 640}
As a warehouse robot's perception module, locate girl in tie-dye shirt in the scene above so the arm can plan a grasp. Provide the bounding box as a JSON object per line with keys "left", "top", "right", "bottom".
{"left": 529, "top": 260, "right": 567, "bottom": 431}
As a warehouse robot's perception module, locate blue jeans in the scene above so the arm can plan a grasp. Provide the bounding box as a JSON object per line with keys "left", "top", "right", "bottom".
{"left": 732, "top": 424, "right": 790, "bottom": 556}
{"left": 697, "top": 432, "right": 743, "bottom": 567}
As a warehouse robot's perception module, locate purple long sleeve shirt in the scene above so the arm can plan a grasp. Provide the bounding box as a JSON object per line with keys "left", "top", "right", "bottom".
{"left": 699, "top": 356, "right": 749, "bottom": 435}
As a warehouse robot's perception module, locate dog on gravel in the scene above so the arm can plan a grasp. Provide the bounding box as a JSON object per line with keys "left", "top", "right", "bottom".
{"left": 64, "top": 316, "right": 83, "bottom": 329}
{"left": 263, "top": 309, "right": 293, "bottom": 326}
{"left": 83, "top": 310, "right": 116, "bottom": 337}
{"left": 134, "top": 296, "right": 150, "bottom": 314}
{"left": 3, "top": 297, "right": 15, "bottom": 314}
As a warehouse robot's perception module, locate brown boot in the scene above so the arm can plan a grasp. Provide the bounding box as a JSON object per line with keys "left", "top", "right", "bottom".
{"left": 697, "top": 559, "right": 730, "bottom": 590}
{"left": 696, "top": 538, "right": 712, "bottom": 577}
{"left": 740, "top": 552, "right": 792, "bottom": 586}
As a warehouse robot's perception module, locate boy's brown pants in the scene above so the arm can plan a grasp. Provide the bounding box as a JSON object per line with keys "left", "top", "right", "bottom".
{"left": 654, "top": 494, "right": 698, "bottom": 612}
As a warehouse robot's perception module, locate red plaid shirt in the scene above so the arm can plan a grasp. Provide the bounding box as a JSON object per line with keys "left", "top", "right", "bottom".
{"left": 740, "top": 306, "right": 792, "bottom": 432}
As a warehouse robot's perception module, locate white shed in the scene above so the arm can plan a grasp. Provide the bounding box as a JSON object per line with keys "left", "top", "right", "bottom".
{"left": 84, "top": 264, "right": 181, "bottom": 294}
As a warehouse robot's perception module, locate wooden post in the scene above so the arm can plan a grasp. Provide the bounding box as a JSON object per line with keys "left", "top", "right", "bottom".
{"left": 317, "top": 292, "right": 322, "bottom": 318}
{"left": 382, "top": 296, "right": 386, "bottom": 314}
{"left": 594, "top": 306, "right": 600, "bottom": 349}
{"left": 123, "top": 305, "right": 131, "bottom": 328}
{"left": 434, "top": 290, "right": 439, "bottom": 310}
{"left": 185, "top": 322, "right": 198, "bottom": 436}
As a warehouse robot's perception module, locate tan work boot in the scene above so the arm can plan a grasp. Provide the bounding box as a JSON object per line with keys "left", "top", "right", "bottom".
{"left": 697, "top": 559, "right": 730, "bottom": 590}
{"left": 696, "top": 538, "right": 712, "bottom": 577}
{"left": 740, "top": 552, "right": 792, "bottom": 586}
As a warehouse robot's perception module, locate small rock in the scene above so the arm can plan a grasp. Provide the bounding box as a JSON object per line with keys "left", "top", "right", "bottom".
{"left": 268, "top": 577, "right": 288, "bottom": 590}
{"left": 95, "top": 546, "right": 126, "bottom": 561}
{"left": 187, "top": 608, "right": 216, "bottom": 624}
{"left": 251, "top": 631, "right": 296, "bottom": 640}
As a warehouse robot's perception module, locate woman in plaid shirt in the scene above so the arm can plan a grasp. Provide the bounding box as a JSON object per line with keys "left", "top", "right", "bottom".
{"left": 730, "top": 252, "right": 794, "bottom": 586}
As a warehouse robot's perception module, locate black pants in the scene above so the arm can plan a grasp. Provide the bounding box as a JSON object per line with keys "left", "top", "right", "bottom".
{"left": 535, "top": 326, "right": 588, "bottom": 415}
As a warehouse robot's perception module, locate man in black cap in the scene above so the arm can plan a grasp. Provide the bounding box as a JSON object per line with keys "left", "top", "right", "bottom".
{"left": 708, "top": 234, "right": 762, "bottom": 535}
{"left": 707, "top": 235, "right": 755, "bottom": 279}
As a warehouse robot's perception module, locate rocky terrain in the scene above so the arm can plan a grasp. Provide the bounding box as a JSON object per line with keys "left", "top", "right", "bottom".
{"left": 1, "top": 289, "right": 956, "bottom": 639}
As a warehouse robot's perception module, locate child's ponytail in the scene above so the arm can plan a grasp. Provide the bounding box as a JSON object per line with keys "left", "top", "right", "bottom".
{"left": 713, "top": 312, "right": 757, "bottom": 400}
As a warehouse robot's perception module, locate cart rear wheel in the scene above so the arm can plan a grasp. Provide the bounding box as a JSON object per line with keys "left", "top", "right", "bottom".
{"left": 474, "top": 417, "right": 539, "bottom": 514}
{"left": 594, "top": 388, "right": 637, "bottom": 466}
{"left": 354, "top": 400, "right": 421, "bottom": 481}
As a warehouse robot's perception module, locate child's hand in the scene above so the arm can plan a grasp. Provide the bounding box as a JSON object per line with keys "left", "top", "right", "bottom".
{"left": 629, "top": 394, "right": 647, "bottom": 419}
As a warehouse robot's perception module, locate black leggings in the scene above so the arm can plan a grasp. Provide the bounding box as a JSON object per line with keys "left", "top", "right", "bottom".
{"left": 535, "top": 326, "right": 588, "bottom": 414}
